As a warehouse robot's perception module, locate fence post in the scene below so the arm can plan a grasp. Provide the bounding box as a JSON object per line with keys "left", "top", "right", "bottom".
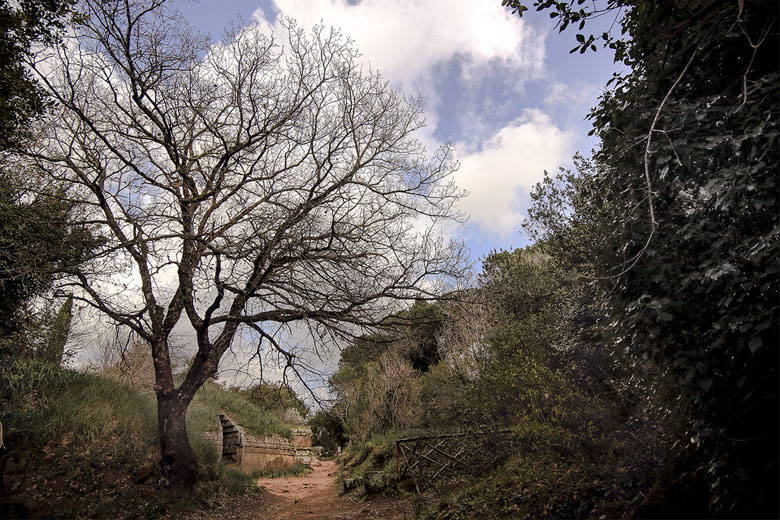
{"left": 396, "top": 440, "right": 400, "bottom": 479}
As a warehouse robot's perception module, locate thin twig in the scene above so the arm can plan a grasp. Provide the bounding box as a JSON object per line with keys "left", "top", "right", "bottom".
{"left": 591, "top": 43, "right": 700, "bottom": 281}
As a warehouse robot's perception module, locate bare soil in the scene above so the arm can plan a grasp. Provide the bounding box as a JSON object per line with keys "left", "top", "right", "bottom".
{"left": 170, "top": 460, "right": 413, "bottom": 520}
{"left": 257, "top": 460, "right": 412, "bottom": 520}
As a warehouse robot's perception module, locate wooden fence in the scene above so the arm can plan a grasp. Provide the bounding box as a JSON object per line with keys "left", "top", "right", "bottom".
{"left": 395, "top": 429, "right": 512, "bottom": 492}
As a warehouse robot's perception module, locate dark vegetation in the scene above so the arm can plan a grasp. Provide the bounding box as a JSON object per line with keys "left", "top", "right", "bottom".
{"left": 332, "top": 0, "right": 778, "bottom": 518}
{"left": 0, "top": 0, "right": 73, "bottom": 148}
{"left": 0, "top": 0, "right": 97, "bottom": 360}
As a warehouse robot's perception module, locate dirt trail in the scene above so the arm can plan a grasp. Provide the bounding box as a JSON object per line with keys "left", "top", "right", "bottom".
{"left": 257, "top": 460, "right": 412, "bottom": 520}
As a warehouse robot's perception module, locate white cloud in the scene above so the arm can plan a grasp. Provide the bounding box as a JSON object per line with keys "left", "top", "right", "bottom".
{"left": 455, "top": 109, "right": 573, "bottom": 238}
{"left": 543, "top": 80, "right": 601, "bottom": 111}
{"left": 261, "top": 0, "right": 543, "bottom": 85}
{"left": 253, "top": 0, "right": 545, "bottom": 143}
{"left": 246, "top": 1, "right": 558, "bottom": 240}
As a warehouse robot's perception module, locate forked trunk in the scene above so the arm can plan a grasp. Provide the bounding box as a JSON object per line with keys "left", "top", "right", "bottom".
{"left": 157, "top": 393, "right": 198, "bottom": 496}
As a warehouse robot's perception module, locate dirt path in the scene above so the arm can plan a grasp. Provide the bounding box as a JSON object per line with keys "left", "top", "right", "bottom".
{"left": 256, "top": 460, "right": 412, "bottom": 520}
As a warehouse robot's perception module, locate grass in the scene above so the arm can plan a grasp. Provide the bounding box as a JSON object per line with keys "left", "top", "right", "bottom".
{"left": 0, "top": 358, "right": 164, "bottom": 518}
{"left": 0, "top": 357, "right": 159, "bottom": 464}
{"left": 219, "top": 465, "right": 261, "bottom": 495}
{"left": 188, "top": 381, "right": 293, "bottom": 441}
{"left": 0, "top": 358, "right": 292, "bottom": 518}
{"left": 251, "top": 461, "right": 312, "bottom": 479}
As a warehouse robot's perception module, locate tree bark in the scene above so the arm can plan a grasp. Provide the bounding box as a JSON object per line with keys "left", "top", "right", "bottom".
{"left": 157, "top": 393, "right": 198, "bottom": 496}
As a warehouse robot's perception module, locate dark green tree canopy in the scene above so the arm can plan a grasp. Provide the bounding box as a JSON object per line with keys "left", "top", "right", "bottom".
{"left": 0, "top": 0, "right": 94, "bottom": 357}
{"left": 515, "top": 0, "right": 778, "bottom": 515}
{"left": 0, "top": 0, "right": 74, "bottom": 147}
{"left": 0, "top": 174, "right": 96, "bottom": 342}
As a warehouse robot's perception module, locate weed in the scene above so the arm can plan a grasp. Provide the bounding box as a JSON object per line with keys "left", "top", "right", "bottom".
{"left": 251, "top": 461, "right": 312, "bottom": 479}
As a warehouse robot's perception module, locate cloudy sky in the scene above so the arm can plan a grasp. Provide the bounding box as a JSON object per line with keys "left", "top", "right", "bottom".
{"left": 68, "top": 0, "right": 621, "bottom": 392}
{"left": 173, "top": 0, "right": 618, "bottom": 264}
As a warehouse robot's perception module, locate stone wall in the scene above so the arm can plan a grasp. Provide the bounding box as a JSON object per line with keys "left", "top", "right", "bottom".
{"left": 292, "top": 428, "right": 312, "bottom": 447}
{"left": 207, "top": 413, "right": 313, "bottom": 473}
{"left": 240, "top": 433, "right": 296, "bottom": 471}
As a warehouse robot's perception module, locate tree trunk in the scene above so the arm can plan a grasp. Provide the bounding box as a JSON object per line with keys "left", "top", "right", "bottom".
{"left": 157, "top": 393, "right": 198, "bottom": 496}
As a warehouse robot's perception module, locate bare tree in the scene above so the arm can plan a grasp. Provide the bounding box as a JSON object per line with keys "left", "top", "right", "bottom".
{"left": 437, "top": 297, "right": 494, "bottom": 378}
{"left": 20, "top": 0, "right": 467, "bottom": 492}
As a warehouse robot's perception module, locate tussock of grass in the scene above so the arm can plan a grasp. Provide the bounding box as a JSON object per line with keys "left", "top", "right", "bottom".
{"left": 220, "top": 465, "right": 260, "bottom": 495}
{"left": 188, "top": 381, "right": 292, "bottom": 441}
{"left": 251, "top": 461, "right": 312, "bottom": 479}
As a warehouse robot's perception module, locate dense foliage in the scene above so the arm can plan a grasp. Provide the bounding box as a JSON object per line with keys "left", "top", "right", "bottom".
{"left": 519, "top": 0, "right": 779, "bottom": 515}
{"left": 0, "top": 176, "right": 96, "bottom": 356}
{"left": 0, "top": 0, "right": 74, "bottom": 147}
{"left": 331, "top": 249, "right": 662, "bottom": 515}
{"left": 334, "top": 0, "right": 777, "bottom": 517}
{"left": 0, "top": 0, "right": 95, "bottom": 358}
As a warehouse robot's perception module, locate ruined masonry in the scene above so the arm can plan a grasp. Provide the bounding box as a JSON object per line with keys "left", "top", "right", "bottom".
{"left": 205, "top": 413, "right": 313, "bottom": 473}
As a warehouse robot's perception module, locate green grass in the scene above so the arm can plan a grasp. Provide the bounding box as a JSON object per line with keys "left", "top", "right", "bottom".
{"left": 187, "top": 381, "right": 293, "bottom": 441}
{"left": 0, "top": 358, "right": 163, "bottom": 518}
{"left": 219, "top": 465, "right": 261, "bottom": 495}
{"left": 251, "top": 461, "right": 312, "bottom": 479}
{"left": 0, "top": 358, "right": 292, "bottom": 518}
{"left": 0, "top": 357, "right": 159, "bottom": 464}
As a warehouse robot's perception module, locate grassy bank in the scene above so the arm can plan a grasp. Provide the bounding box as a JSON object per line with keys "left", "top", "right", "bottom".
{"left": 188, "top": 381, "right": 293, "bottom": 441}
{"left": 0, "top": 359, "right": 287, "bottom": 518}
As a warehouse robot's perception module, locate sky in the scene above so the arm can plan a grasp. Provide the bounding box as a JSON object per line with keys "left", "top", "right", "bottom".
{"left": 68, "top": 0, "right": 623, "bottom": 395}
{"left": 172, "top": 0, "right": 620, "bottom": 265}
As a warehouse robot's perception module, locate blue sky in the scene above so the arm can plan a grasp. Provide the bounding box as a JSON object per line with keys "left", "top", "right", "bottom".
{"left": 173, "top": 0, "right": 619, "bottom": 265}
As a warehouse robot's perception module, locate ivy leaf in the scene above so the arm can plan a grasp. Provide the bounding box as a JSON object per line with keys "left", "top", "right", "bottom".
{"left": 748, "top": 337, "right": 762, "bottom": 353}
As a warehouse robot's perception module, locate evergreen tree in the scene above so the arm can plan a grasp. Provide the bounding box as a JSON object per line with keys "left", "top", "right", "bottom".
{"left": 515, "top": 0, "right": 778, "bottom": 515}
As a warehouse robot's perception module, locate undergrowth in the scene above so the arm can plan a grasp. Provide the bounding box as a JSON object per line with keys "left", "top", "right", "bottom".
{"left": 251, "top": 461, "right": 312, "bottom": 479}
{"left": 0, "top": 359, "right": 271, "bottom": 518}
{"left": 340, "top": 420, "right": 661, "bottom": 519}
{"left": 337, "top": 428, "right": 438, "bottom": 496}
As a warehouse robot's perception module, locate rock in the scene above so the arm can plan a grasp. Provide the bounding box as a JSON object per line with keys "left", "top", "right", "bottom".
{"left": 342, "top": 477, "right": 362, "bottom": 491}
{"left": 363, "top": 471, "right": 387, "bottom": 493}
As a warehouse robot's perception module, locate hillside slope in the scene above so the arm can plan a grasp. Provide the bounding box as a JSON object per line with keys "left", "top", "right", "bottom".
{"left": 0, "top": 359, "right": 286, "bottom": 518}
